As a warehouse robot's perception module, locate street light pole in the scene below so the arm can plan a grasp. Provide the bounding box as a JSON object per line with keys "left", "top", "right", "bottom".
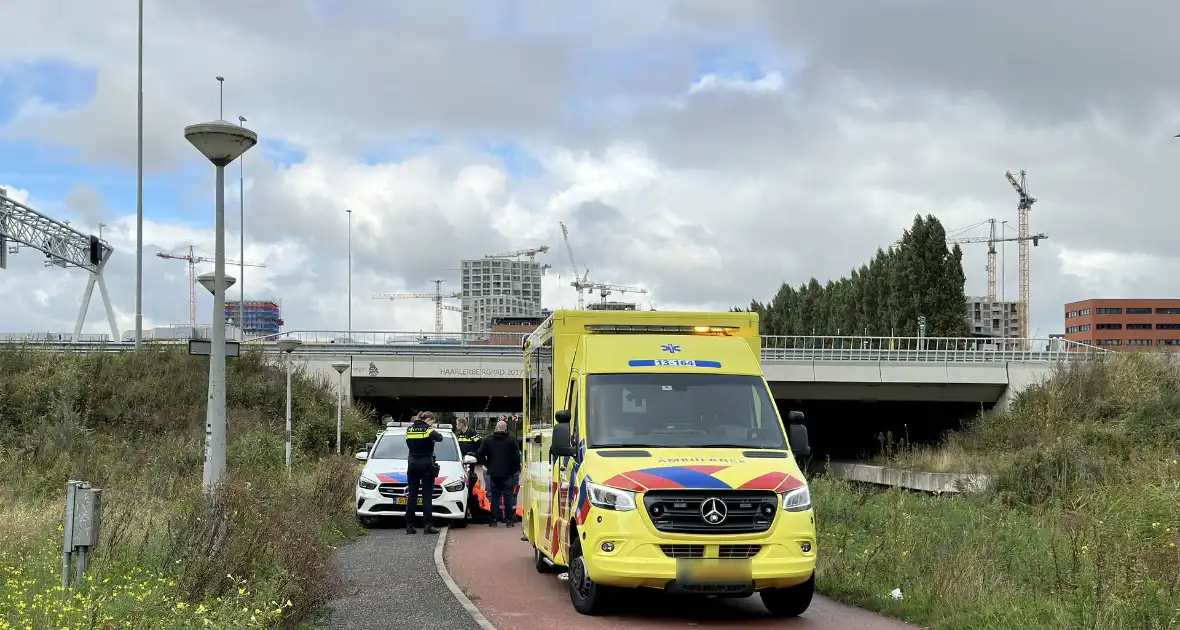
{"left": 331, "top": 362, "right": 349, "bottom": 455}
{"left": 278, "top": 339, "right": 302, "bottom": 473}
{"left": 134, "top": 0, "right": 144, "bottom": 349}
{"left": 238, "top": 115, "right": 247, "bottom": 336}
{"left": 216, "top": 76, "right": 224, "bottom": 120}
{"left": 347, "top": 208, "right": 352, "bottom": 340}
{"left": 184, "top": 118, "right": 257, "bottom": 491}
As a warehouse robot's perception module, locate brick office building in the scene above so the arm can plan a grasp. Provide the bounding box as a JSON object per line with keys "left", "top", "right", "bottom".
{"left": 1063, "top": 298, "right": 1180, "bottom": 350}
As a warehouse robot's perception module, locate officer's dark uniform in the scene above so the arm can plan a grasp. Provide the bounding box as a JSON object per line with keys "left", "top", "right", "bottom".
{"left": 455, "top": 426, "right": 482, "bottom": 458}
{"left": 405, "top": 419, "right": 443, "bottom": 534}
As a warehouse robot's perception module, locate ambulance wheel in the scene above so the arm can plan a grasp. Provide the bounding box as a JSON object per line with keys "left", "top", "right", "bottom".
{"left": 567, "top": 538, "right": 615, "bottom": 615}
{"left": 534, "top": 545, "right": 560, "bottom": 574}
{"left": 760, "top": 573, "right": 815, "bottom": 618}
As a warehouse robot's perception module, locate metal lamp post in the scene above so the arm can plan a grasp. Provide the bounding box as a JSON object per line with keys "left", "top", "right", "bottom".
{"left": 238, "top": 115, "right": 247, "bottom": 334}
{"left": 277, "top": 338, "right": 302, "bottom": 473}
{"left": 331, "top": 362, "right": 350, "bottom": 455}
{"left": 185, "top": 119, "right": 257, "bottom": 491}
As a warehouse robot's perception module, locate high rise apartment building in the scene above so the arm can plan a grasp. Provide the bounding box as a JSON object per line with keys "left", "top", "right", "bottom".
{"left": 460, "top": 258, "right": 543, "bottom": 335}
{"left": 1063, "top": 298, "right": 1180, "bottom": 350}
{"left": 225, "top": 299, "right": 283, "bottom": 338}
{"left": 967, "top": 297, "right": 1021, "bottom": 346}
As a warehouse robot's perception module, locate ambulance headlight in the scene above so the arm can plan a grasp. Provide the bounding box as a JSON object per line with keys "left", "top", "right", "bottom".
{"left": 358, "top": 476, "right": 378, "bottom": 491}
{"left": 781, "top": 486, "right": 811, "bottom": 512}
{"left": 444, "top": 479, "right": 466, "bottom": 493}
{"left": 586, "top": 482, "right": 636, "bottom": 512}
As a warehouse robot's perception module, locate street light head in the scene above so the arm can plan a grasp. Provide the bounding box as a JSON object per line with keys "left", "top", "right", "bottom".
{"left": 331, "top": 361, "right": 350, "bottom": 374}
{"left": 238, "top": 115, "right": 247, "bottom": 123}
{"left": 277, "top": 338, "right": 302, "bottom": 353}
{"left": 196, "top": 271, "right": 236, "bottom": 294}
{"left": 216, "top": 76, "right": 224, "bottom": 82}
{"left": 185, "top": 120, "right": 258, "bottom": 167}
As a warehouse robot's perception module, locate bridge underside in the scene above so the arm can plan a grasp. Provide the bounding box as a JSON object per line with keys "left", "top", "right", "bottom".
{"left": 769, "top": 382, "right": 1006, "bottom": 403}
{"left": 352, "top": 377, "right": 520, "bottom": 415}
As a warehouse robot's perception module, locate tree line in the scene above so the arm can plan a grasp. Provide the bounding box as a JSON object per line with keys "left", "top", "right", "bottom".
{"left": 737, "top": 215, "right": 971, "bottom": 338}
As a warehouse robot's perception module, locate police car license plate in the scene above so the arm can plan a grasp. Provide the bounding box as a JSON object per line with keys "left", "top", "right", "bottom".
{"left": 394, "top": 497, "right": 425, "bottom": 505}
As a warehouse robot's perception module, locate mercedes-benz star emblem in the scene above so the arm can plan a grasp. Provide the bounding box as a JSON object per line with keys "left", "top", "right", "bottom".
{"left": 700, "top": 497, "right": 727, "bottom": 525}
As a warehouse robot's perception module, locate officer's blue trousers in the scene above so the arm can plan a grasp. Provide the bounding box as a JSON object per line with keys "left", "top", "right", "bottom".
{"left": 405, "top": 464, "right": 433, "bottom": 524}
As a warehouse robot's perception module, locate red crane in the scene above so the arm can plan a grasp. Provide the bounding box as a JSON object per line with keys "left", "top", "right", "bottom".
{"left": 157, "top": 246, "right": 266, "bottom": 327}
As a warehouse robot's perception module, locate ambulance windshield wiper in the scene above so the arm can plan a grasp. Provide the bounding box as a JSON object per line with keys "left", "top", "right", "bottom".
{"left": 692, "top": 443, "right": 751, "bottom": 449}
{"left": 592, "top": 443, "right": 650, "bottom": 449}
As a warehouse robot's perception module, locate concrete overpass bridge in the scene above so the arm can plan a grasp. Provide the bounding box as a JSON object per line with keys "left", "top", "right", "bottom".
{"left": 252, "top": 331, "right": 1097, "bottom": 410}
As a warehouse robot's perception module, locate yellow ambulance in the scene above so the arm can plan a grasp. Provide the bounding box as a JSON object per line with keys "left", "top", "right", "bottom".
{"left": 520, "top": 310, "right": 816, "bottom": 616}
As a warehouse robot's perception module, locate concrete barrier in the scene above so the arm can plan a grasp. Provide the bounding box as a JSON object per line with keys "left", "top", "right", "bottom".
{"left": 827, "top": 462, "right": 992, "bottom": 493}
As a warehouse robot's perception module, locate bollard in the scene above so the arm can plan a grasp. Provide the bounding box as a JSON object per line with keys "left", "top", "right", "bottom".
{"left": 61, "top": 480, "right": 103, "bottom": 588}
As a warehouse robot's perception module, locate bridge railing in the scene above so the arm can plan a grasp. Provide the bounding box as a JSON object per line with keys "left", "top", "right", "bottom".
{"left": 4, "top": 332, "right": 1111, "bottom": 363}
{"left": 760, "top": 335, "right": 1107, "bottom": 362}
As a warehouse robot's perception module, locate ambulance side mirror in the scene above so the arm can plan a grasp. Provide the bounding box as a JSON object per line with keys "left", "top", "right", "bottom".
{"left": 788, "top": 423, "right": 811, "bottom": 459}
{"left": 550, "top": 410, "right": 576, "bottom": 458}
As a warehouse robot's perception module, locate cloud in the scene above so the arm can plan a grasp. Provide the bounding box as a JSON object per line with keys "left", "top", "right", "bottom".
{"left": 3, "top": 1, "right": 1180, "bottom": 342}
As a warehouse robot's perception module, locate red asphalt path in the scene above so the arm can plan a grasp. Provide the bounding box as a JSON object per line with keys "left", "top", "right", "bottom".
{"left": 444, "top": 525, "right": 920, "bottom": 630}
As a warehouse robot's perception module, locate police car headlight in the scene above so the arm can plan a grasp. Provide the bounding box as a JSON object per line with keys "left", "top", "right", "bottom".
{"left": 586, "top": 482, "right": 636, "bottom": 512}
{"left": 781, "top": 486, "right": 811, "bottom": 512}
{"left": 358, "top": 476, "right": 378, "bottom": 491}
{"left": 443, "top": 479, "right": 465, "bottom": 493}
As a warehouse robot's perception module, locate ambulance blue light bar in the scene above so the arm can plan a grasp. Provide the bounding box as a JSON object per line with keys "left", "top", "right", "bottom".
{"left": 583, "top": 324, "right": 740, "bottom": 334}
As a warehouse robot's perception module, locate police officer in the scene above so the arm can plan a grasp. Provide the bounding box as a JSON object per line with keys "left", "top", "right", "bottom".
{"left": 405, "top": 411, "right": 443, "bottom": 535}
{"left": 454, "top": 417, "right": 482, "bottom": 458}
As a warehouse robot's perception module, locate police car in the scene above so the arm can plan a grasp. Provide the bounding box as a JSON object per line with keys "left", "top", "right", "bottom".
{"left": 354, "top": 422, "right": 476, "bottom": 528}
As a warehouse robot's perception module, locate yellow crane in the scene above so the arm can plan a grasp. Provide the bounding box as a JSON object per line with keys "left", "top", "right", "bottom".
{"left": 1005, "top": 170, "right": 1038, "bottom": 341}
{"left": 372, "top": 279, "right": 461, "bottom": 333}
{"left": 947, "top": 218, "right": 1047, "bottom": 302}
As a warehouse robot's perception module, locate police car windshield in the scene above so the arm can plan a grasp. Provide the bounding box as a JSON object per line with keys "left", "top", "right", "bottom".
{"left": 370, "top": 432, "right": 460, "bottom": 461}
{"left": 585, "top": 373, "right": 788, "bottom": 450}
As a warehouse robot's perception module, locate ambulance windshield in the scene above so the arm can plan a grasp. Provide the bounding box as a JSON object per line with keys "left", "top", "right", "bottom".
{"left": 584, "top": 373, "right": 788, "bottom": 450}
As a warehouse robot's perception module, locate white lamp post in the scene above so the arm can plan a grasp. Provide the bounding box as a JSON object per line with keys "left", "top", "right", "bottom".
{"left": 331, "top": 361, "right": 350, "bottom": 455}
{"left": 277, "top": 338, "right": 302, "bottom": 473}
{"left": 186, "top": 119, "right": 257, "bottom": 492}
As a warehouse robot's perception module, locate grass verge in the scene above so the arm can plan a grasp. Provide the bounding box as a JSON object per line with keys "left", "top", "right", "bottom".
{"left": 815, "top": 352, "right": 1180, "bottom": 629}
{"left": 0, "top": 345, "right": 376, "bottom": 629}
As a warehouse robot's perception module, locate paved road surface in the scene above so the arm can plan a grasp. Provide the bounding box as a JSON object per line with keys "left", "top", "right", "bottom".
{"left": 325, "top": 524, "right": 483, "bottom": 630}
{"left": 444, "top": 525, "right": 920, "bottom": 630}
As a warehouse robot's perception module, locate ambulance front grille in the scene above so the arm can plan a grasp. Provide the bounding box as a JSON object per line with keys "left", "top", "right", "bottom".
{"left": 642, "top": 490, "right": 778, "bottom": 534}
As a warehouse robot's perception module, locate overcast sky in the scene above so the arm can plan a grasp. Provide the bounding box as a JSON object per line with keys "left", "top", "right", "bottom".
{"left": 3, "top": 0, "right": 1180, "bottom": 339}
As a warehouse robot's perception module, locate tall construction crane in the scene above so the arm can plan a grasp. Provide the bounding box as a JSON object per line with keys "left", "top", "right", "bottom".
{"left": 372, "top": 279, "right": 461, "bottom": 333}
{"left": 157, "top": 246, "right": 266, "bottom": 328}
{"left": 587, "top": 282, "right": 648, "bottom": 304}
{"left": 558, "top": 221, "right": 591, "bottom": 309}
{"left": 947, "top": 218, "right": 1047, "bottom": 301}
{"left": 1005, "top": 170, "right": 1038, "bottom": 341}
{"left": 484, "top": 245, "right": 550, "bottom": 261}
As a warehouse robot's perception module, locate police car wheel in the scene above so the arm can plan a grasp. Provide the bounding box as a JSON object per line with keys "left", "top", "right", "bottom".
{"left": 451, "top": 517, "right": 468, "bottom": 529}
{"left": 356, "top": 514, "right": 377, "bottom": 529}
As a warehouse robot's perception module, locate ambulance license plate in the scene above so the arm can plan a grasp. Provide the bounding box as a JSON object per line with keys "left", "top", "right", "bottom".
{"left": 676, "top": 559, "right": 752, "bottom": 585}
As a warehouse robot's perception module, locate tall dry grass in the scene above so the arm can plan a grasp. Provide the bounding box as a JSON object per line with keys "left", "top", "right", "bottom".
{"left": 816, "top": 352, "right": 1180, "bottom": 630}
{"left": 0, "top": 344, "right": 376, "bottom": 629}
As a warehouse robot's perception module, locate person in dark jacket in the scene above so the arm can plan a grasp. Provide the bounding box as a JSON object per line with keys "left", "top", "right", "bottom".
{"left": 404, "top": 412, "right": 443, "bottom": 535}
{"left": 476, "top": 419, "right": 521, "bottom": 527}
